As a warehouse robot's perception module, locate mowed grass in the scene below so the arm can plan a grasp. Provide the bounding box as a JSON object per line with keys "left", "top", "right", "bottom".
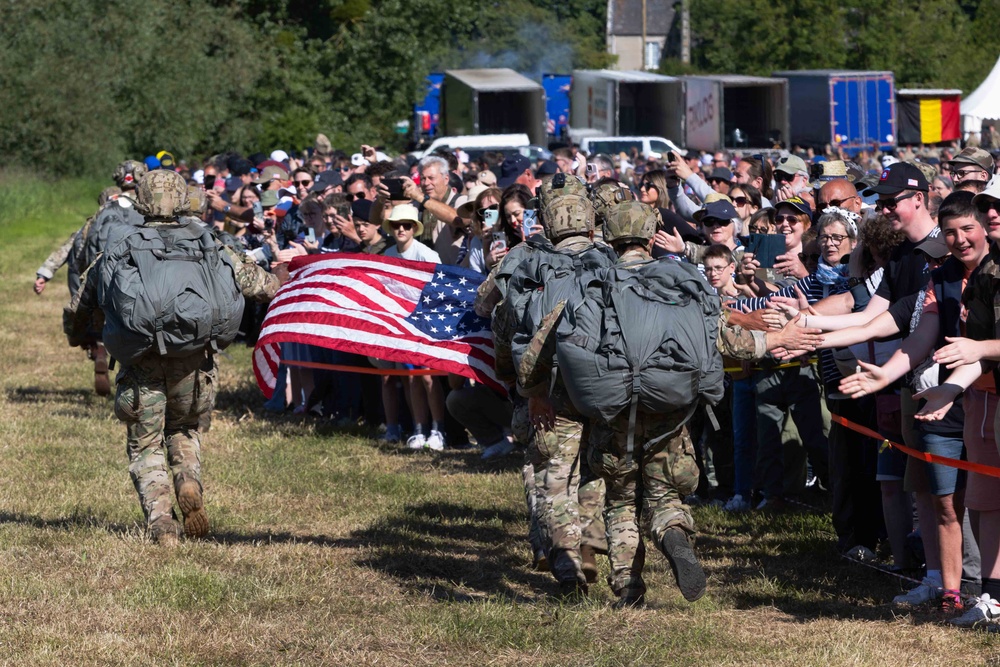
{"left": 0, "top": 170, "right": 997, "bottom": 666}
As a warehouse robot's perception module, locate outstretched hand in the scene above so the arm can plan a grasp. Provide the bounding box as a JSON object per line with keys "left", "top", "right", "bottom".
{"left": 837, "top": 360, "right": 888, "bottom": 399}
{"left": 913, "top": 384, "right": 962, "bottom": 422}
{"left": 933, "top": 336, "right": 983, "bottom": 369}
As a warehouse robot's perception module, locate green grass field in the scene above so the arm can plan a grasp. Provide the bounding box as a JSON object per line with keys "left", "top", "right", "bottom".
{"left": 1, "top": 171, "right": 997, "bottom": 665}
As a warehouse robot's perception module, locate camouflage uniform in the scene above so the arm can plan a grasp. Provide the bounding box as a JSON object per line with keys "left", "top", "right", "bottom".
{"left": 36, "top": 234, "right": 75, "bottom": 283}
{"left": 73, "top": 171, "right": 280, "bottom": 542}
{"left": 474, "top": 242, "right": 549, "bottom": 564}
{"left": 516, "top": 235, "right": 609, "bottom": 588}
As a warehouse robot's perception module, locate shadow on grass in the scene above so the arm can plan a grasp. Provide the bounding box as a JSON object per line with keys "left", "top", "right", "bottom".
{"left": 206, "top": 501, "right": 548, "bottom": 601}
{"left": 7, "top": 386, "right": 95, "bottom": 404}
{"left": 0, "top": 510, "right": 133, "bottom": 536}
{"left": 698, "top": 507, "right": 909, "bottom": 623}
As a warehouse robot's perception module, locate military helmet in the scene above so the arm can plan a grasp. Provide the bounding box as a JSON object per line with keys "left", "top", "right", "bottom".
{"left": 537, "top": 173, "right": 593, "bottom": 241}
{"left": 113, "top": 160, "right": 148, "bottom": 190}
{"left": 97, "top": 186, "right": 122, "bottom": 207}
{"left": 187, "top": 184, "right": 207, "bottom": 215}
{"left": 135, "top": 170, "right": 191, "bottom": 219}
{"left": 590, "top": 180, "right": 633, "bottom": 227}
{"left": 907, "top": 160, "right": 938, "bottom": 188}
{"left": 604, "top": 201, "right": 657, "bottom": 245}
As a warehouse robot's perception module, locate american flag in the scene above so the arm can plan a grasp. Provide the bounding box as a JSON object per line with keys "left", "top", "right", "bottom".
{"left": 252, "top": 253, "right": 500, "bottom": 398}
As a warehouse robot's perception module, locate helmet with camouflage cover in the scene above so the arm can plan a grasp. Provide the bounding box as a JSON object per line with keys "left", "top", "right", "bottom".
{"left": 98, "top": 186, "right": 122, "bottom": 207}
{"left": 590, "top": 180, "right": 633, "bottom": 227}
{"left": 604, "top": 201, "right": 657, "bottom": 246}
{"left": 135, "top": 170, "right": 191, "bottom": 220}
{"left": 186, "top": 184, "right": 207, "bottom": 215}
{"left": 113, "top": 160, "right": 148, "bottom": 191}
{"left": 907, "top": 160, "right": 938, "bottom": 188}
{"left": 537, "top": 172, "right": 594, "bottom": 241}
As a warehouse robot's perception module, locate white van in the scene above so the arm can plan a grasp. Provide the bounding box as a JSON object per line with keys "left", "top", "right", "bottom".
{"left": 579, "top": 136, "right": 686, "bottom": 159}
{"left": 419, "top": 134, "right": 530, "bottom": 158}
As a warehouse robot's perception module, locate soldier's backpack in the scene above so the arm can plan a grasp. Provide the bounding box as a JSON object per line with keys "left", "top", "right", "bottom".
{"left": 555, "top": 259, "right": 725, "bottom": 461}
{"left": 98, "top": 220, "right": 245, "bottom": 365}
{"left": 508, "top": 239, "right": 617, "bottom": 388}
{"left": 76, "top": 196, "right": 145, "bottom": 280}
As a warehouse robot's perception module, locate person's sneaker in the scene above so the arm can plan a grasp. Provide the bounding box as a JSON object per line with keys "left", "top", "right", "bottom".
{"left": 659, "top": 528, "right": 707, "bottom": 602}
{"left": 378, "top": 426, "right": 402, "bottom": 444}
{"left": 177, "top": 480, "right": 209, "bottom": 539}
{"left": 406, "top": 433, "right": 427, "bottom": 450}
{"left": 949, "top": 593, "right": 1000, "bottom": 628}
{"left": 425, "top": 430, "right": 445, "bottom": 452}
{"left": 844, "top": 545, "right": 878, "bottom": 563}
{"left": 723, "top": 494, "right": 752, "bottom": 512}
{"left": 481, "top": 438, "right": 515, "bottom": 460}
{"left": 893, "top": 577, "right": 942, "bottom": 606}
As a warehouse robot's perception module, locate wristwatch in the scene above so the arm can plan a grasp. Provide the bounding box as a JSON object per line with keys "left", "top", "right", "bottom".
{"left": 224, "top": 204, "right": 231, "bottom": 213}
{"left": 421, "top": 194, "right": 430, "bottom": 205}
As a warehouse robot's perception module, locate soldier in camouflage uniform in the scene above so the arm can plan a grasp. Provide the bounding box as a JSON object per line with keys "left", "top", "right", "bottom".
{"left": 71, "top": 170, "right": 285, "bottom": 545}
{"left": 513, "top": 175, "right": 612, "bottom": 596}
{"left": 571, "top": 202, "right": 824, "bottom": 606}
{"left": 474, "top": 221, "right": 550, "bottom": 570}
{"left": 34, "top": 185, "right": 123, "bottom": 295}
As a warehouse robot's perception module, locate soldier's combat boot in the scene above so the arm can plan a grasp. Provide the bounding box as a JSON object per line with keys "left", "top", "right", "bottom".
{"left": 612, "top": 589, "right": 646, "bottom": 609}
{"left": 533, "top": 548, "right": 549, "bottom": 572}
{"left": 660, "top": 527, "right": 706, "bottom": 602}
{"left": 177, "top": 480, "right": 209, "bottom": 539}
{"left": 150, "top": 517, "right": 181, "bottom": 547}
{"left": 92, "top": 343, "right": 110, "bottom": 397}
{"left": 581, "top": 545, "right": 599, "bottom": 584}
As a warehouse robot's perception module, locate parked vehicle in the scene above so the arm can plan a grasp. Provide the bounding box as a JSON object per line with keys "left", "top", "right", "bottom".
{"left": 441, "top": 69, "right": 547, "bottom": 146}
{"left": 579, "top": 136, "right": 685, "bottom": 159}
{"left": 772, "top": 69, "right": 895, "bottom": 151}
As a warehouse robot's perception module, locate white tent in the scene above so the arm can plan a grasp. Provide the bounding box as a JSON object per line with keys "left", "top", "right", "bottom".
{"left": 962, "top": 55, "right": 1000, "bottom": 133}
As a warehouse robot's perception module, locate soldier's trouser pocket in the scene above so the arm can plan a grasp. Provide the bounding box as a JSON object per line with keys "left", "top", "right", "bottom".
{"left": 191, "top": 360, "right": 217, "bottom": 419}
{"left": 114, "top": 369, "right": 142, "bottom": 423}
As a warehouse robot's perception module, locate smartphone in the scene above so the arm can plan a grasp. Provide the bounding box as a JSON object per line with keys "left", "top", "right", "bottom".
{"left": 585, "top": 163, "right": 598, "bottom": 178}
{"left": 491, "top": 231, "right": 507, "bottom": 253}
{"left": 667, "top": 151, "right": 678, "bottom": 163}
{"left": 482, "top": 208, "right": 499, "bottom": 231}
{"left": 203, "top": 174, "right": 216, "bottom": 190}
{"left": 522, "top": 209, "right": 537, "bottom": 238}
{"left": 252, "top": 201, "right": 263, "bottom": 218}
{"left": 385, "top": 177, "right": 406, "bottom": 200}
{"left": 743, "top": 233, "right": 786, "bottom": 268}
{"left": 305, "top": 228, "right": 317, "bottom": 244}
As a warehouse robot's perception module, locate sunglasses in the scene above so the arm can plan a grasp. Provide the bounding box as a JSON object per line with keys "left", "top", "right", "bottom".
{"left": 774, "top": 214, "right": 802, "bottom": 224}
{"left": 477, "top": 204, "right": 499, "bottom": 217}
{"left": 817, "top": 196, "right": 857, "bottom": 209}
{"left": 798, "top": 252, "right": 821, "bottom": 263}
{"left": 709, "top": 179, "right": 730, "bottom": 186}
{"left": 774, "top": 172, "right": 793, "bottom": 183}
{"left": 294, "top": 179, "right": 313, "bottom": 187}
{"left": 640, "top": 182, "right": 656, "bottom": 190}
{"left": 976, "top": 199, "right": 1000, "bottom": 215}
{"left": 339, "top": 166, "right": 352, "bottom": 172}
{"left": 876, "top": 191, "right": 918, "bottom": 211}
{"left": 702, "top": 218, "right": 732, "bottom": 227}
{"left": 390, "top": 222, "right": 414, "bottom": 231}
{"left": 731, "top": 196, "right": 750, "bottom": 206}
{"left": 345, "top": 192, "right": 367, "bottom": 201}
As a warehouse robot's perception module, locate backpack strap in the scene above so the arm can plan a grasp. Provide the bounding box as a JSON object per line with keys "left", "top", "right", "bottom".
{"left": 197, "top": 227, "right": 224, "bottom": 354}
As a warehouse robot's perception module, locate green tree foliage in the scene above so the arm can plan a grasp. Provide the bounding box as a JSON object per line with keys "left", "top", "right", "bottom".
{"left": 681, "top": 0, "right": 992, "bottom": 91}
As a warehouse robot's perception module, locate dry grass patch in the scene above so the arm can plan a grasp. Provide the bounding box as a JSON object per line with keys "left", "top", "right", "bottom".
{"left": 0, "top": 175, "right": 998, "bottom": 665}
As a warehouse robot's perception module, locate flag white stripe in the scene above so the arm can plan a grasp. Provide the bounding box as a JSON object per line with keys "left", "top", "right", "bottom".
{"left": 275, "top": 276, "right": 415, "bottom": 315}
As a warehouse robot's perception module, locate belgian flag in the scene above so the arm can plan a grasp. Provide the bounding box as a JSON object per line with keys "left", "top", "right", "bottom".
{"left": 898, "top": 93, "right": 961, "bottom": 145}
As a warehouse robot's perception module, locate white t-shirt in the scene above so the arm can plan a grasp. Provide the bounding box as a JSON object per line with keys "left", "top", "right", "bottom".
{"left": 385, "top": 239, "right": 441, "bottom": 263}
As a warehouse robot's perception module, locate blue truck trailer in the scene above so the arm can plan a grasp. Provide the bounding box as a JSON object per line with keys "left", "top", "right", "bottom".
{"left": 772, "top": 70, "right": 896, "bottom": 151}
{"left": 542, "top": 74, "right": 571, "bottom": 139}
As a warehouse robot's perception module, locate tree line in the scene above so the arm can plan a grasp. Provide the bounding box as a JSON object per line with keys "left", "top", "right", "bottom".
{"left": 0, "top": 0, "right": 993, "bottom": 176}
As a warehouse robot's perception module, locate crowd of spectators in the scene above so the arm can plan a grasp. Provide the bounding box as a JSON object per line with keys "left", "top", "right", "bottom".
{"left": 84, "top": 134, "right": 1000, "bottom": 626}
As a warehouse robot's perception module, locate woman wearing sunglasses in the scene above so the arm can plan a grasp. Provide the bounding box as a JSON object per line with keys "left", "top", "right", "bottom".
{"left": 460, "top": 186, "right": 502, "bottom": 274}
{"left": 638, "top": 169, "right": 670, "bottom": 209}
{"left": 729, "top": 184, "right": 762, "bottom": 226}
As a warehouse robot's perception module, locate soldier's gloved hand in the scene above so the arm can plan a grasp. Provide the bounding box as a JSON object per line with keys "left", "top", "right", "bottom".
{"left": 34, "top": 277, "right": 47, "bottom": 294}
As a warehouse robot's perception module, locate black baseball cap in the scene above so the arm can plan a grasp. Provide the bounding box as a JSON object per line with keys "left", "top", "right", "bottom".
{"left": 309, "top": 170, "right": 343, "bottom": 193}
{"left": 498, "top": 154, "right": 532, "bottom": 188}
{"left": 864, "top": 162, "right": 929, "bottom": 196}
{"left": 694, "top": 199, "right": 739, "bottom": 222}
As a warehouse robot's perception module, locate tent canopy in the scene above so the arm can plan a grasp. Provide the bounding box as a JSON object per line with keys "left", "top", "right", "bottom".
{"left": 962, "top": 55, "right": 1000, "bottom": 133}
